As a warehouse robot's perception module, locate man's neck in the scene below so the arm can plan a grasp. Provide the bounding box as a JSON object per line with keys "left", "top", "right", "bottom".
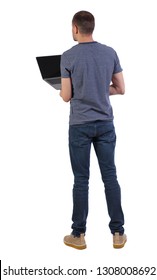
{"left": 77, "top": 35, "right": 94, "bottom": 43}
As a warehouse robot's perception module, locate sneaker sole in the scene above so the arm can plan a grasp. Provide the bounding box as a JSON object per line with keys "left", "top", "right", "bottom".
{"left": 113, "top": 239, "right": 127, "bottom": 249}
{"left": 64, "top": 241, "right": 87, "bottom": 250}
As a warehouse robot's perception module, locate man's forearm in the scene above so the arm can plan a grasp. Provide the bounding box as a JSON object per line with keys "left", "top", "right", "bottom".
{"left": 109, "top": 85, "right": 119, "bottom": 95}
{"left": 109, "top": 84, "right": 125, "bottom": 96}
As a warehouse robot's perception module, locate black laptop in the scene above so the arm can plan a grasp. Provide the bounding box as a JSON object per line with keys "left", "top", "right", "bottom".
{"left": 36, "top": 55, "right": 61, "bottom": 90}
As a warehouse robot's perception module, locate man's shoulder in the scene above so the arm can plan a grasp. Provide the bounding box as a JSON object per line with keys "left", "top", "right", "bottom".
{"left": 62, "top": 42, "right": 117, "bottom": 59}
{"left": 62, "top": 44, "right": 79, "bottom": 56}
{"left": 98, "top": 42, "right": 116, "bottom": 53}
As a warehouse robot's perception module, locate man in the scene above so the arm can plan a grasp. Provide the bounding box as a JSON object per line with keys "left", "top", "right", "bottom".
{"left": 60, "top": 10, "right": 127, "bottom": 250}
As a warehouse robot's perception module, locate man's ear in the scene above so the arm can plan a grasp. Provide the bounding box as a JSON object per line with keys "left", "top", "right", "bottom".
{"left": 74, "top": 24, "right": 79, "bottom": 34}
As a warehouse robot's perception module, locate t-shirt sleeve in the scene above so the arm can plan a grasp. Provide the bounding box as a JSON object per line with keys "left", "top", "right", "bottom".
{"left": 60, "top": 53, "right": 71, "bottom": 78}
{"left": 113, "top": 52, "right": 123, "bottom": 74}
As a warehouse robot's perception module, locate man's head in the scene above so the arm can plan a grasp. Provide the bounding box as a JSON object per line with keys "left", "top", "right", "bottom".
{"left": 72, "top": 11, "right": 95, "bottom": 42}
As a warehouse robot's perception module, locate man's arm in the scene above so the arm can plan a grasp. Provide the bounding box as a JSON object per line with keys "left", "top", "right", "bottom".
{"left": 60, "top": 78, "right": 72, "bottom": 102}
{"left": 109, "top": 72, "right": 125, "bottom": 96}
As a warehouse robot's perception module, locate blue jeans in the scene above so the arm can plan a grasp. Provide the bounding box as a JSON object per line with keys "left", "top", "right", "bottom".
{"left": 69, "top": 120, "right": 124, "bottom": 236}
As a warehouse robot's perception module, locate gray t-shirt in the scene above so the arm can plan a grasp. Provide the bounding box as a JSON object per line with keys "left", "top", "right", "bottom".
{"left": 61, "top": 41, "right": 122, "bottom": 125}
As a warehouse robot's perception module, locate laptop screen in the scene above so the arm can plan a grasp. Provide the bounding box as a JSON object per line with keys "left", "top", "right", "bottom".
{"left": 36, "top": 55, "right": 61, "bottom": 79}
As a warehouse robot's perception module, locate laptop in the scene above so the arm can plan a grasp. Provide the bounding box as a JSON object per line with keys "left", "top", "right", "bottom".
{"left": 36, "top": 55, "right": 61, "bottom": 90}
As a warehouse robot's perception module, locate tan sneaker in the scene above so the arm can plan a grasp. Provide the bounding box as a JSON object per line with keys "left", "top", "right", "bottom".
{"left": 113, "top": 232, "right": 127, "bottom": 248}
{"left": 64, "top": 234, "right": 86, "bottom": 250}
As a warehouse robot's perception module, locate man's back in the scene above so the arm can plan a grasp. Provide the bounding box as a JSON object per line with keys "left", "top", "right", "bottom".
{"left": 61, "top": 42, "right": 122, "bottom": 125}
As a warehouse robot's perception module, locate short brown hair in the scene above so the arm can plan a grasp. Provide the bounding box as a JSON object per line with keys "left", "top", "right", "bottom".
{"left": 72, "top": 11, "right": 95, "bottom": 35}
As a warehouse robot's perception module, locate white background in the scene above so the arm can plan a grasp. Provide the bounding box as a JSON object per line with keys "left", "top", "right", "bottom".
{"left": 0, "top": 0, "right": 157, "bottom": 278}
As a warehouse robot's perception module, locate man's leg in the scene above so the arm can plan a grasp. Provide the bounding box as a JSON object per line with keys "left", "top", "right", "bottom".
{"left": 69, "top": 124, "right": 92, "bottom": 236}
{"left": 93, "top": 121, "right": 125, "bottom": 235}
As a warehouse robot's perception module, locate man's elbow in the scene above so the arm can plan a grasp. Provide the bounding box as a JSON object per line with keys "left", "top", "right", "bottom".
{"left": 62, "top": 96, "right": 71, "bottom": 102}
{"left": 120, "top": 89, "right": 125, "bottom": 95}
{"left": 61, "top": 94, "right": 71, "bottom": 102}
{"left": 60, "top": 90, "right": 71, "bottom": 102}
{"left": 119, "top": 86, "right": 125, "bottom": 95}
